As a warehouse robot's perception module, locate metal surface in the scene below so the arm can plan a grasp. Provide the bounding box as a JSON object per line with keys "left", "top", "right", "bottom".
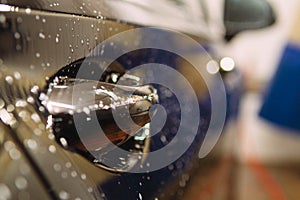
{"left": 1, "top": 0, "right": 212, "bottom": 38}
{"left": 0, "top": 4, "right": 213, "bottom": 199}
{"left": 0, "top": 1, "right": 243, "bottom": 199}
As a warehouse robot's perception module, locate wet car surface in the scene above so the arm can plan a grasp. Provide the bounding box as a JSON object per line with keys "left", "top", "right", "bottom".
{"left": 0, "top": 1, "right": 245, "bottom": 200}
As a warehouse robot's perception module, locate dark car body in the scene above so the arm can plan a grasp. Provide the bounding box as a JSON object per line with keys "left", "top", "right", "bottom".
{"left": 0, "top": 1, "right": 248, "bottom": 200}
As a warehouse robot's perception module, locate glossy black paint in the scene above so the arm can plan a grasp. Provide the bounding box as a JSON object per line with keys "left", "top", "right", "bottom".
{"left": 0, "top": 1, "right": 245, "bottom": 200}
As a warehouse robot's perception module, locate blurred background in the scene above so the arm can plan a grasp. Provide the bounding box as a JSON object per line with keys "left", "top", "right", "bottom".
{"left": 185, "top": 0, "right": 300, "bottom": 199}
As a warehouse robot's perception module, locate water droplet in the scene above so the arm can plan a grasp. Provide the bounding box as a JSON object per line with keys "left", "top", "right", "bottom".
{"left": 9, "top": 148, "right": 21, "bottom": 160}
{"left": 16, "top": 44, "right": 22, "bottom": 51}
{"left": 53, "top": 163, "right": 62, "bottom": 172}
{"left": 18, "top": 110, "right": 29, "bottom": 121}
{"left": 70, "top": 171, "right": 77, "bottom": 177}
{"left": 27, "top": 96, "right": 34, "bottom": 104}
{"left": 61, "top": 171, "right": 68, "bottom": 179}
{"left": 55, "top": 37, "right": 59, "bottom": 43}
{"left": 59, "top": 190, "right": 70, "bottom": 200}
{"left": 0, "top": 183, "right": 11, "bottom": 200}
{"left": 42, "top": 18, "right": 46, "bottom": 23}
{"left": 0, "top": 98, "right": 5, "bottom": 109}
{"left": 160, "top": 135, "right": 166, "bottom": 143}
{"left": 0, "top": 14, "right": 6, "bottom": 23}
{"left": 48, "top": 133, "right": 55, "bottom": 140}
{"left": 38, "top": 32, "right": 46, "bottom": 39}
{"left": 25, "top": 8, "right": 31, "bottom": 14}
{"left": 39, "top": 106, "right": 45, "bottom": 112}
{"left": 35, "top": 52, "right": 41, "bottom": 58}
{"left": 38, "top": 124, "right": 45, "bottom": 130}
{"left": 168, "top": 164, "right": 174, "bottom": 170}
{"left": 5, "top": 76, "right": 13, "bottom": 84}
{"left": 13, "top": 71, "right": 21, "bottom": 79}
{"left": 80, "top": 174, "right": 86, "bottom": 180}
{"left": 7, "top": 104, "right": 15, "bottom": 112}
{"left": 30, "top": 85, "right": 39, "bottom": 94}
{"left": 15, "top": 100, "right": 27, "bottom": 107}
{"left": 48, "top": 145, "right": 56, "bottom": 153}
{"left": 34, "top": 128, "right": 42, "bottom": 136}
{"left": 26, "top": 139, "right": 37, "bottom": 150}
{"left": 14, "top": 32, "right": 21, "bottom": 39}
{"left": 35, "top": 15, "right": 40, "bottom": 20}
{"left": 138, "top": 193, "right": 142, "bottom": 200}
{"left": 31, "top": 113, "right": 41, "bottom": 123}
{"left": 65, "top": 162, "right": 72, "bottom": 168}
{"left": 4, "top": 141, "right": 15, "bottom": 152}
{"left": 179, "top": 180, "right": 186, "bottom": 187}
{"left": 15, "top": 176, "right": 28, "bottom": 190}
{"left": 82, "top": 107, "right": 90, "bottom": 115}
{"left": 59, "top": 137, "right": 68, "bottom": 148}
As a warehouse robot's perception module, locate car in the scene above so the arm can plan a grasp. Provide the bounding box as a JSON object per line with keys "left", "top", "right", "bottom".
{"left": 0, "top": 0, "right": 274, "bottom": 199}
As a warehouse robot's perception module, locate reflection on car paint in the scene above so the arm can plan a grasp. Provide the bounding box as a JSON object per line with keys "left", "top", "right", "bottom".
{"left": 0, "top": 1, "right": 244, "bottom": 199}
